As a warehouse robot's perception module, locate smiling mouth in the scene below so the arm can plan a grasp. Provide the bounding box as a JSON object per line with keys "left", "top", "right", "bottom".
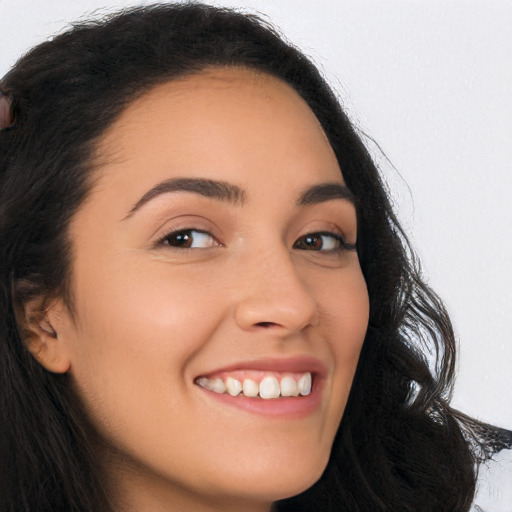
{"left": 195, "top": 371, "right": 312, "bottom": 399}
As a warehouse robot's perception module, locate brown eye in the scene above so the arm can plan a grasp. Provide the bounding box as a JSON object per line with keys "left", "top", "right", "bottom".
{"left": 294, "top": 234, "right": 323, "bottom": 250}
{"left": 161, "top": 230, "right": 216, "bottom": 249}
{"left": 166, "top": 231, "right": 193, "bottom": 248}
{"left": 293, "top": 232, "right": 342, "bottom": 251}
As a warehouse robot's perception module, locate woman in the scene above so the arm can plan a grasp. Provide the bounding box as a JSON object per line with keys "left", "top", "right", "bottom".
{"left": 0, "top": 4, "right": 510, "bottom": 511}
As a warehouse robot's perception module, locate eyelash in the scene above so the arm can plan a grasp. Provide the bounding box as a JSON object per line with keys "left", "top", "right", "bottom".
{"left": 292, "top": 231, "right": 357, "bottom": 253}
{"left": 156, "top": 229, "right": 356, "bottom": 253}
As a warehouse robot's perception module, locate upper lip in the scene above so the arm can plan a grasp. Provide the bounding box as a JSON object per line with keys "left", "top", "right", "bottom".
{"left": 196, "top": 356, "right": 328, "bottom": 379}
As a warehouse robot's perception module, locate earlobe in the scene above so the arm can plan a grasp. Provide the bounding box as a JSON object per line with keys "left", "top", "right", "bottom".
{"left": 21, "top": 298, "right": 72, "bottom": 374}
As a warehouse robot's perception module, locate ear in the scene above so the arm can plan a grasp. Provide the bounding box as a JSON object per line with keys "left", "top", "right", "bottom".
{"left": 20, "top": 296, "right": 72, "bottom": 374}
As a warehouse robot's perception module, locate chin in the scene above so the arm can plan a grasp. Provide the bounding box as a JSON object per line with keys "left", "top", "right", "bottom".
{"left": 215, "top": 450, "right": 330, "bottom": 503}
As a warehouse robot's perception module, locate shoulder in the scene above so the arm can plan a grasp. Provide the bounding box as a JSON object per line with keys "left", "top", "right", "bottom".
{"left": 471, "top": 447, "right": 512, "bottom": 512}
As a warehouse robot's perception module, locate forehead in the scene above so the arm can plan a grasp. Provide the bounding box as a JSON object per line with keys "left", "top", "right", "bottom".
{"left": 89, "top": 67, "right": 344, "bottom": 206}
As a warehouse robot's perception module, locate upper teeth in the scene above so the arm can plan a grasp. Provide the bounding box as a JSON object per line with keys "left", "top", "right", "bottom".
{"left": 196, "top": 372, "right": 312, "bottom": 399}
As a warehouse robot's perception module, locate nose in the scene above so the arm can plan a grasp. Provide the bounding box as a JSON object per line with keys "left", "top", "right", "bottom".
{"left": 233, "top": 245, "right": 319, "bottom": 335}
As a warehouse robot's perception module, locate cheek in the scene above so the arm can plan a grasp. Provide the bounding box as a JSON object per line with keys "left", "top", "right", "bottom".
{"left": 317, "top": 263, "right": 369, "bottom": 347}
{"left": 339, "top": 270, "right": 369, "bottom": 364}
{"left": 66, "top": 256, "right": 222, "bottom": 432}
{"left": 319, "top": 268, "right": 369, "bottom": 412}
{"left": 72, "top": 252, "right": 219, "bottom": 349}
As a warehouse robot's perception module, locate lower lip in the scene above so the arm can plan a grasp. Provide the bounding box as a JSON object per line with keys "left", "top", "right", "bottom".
{"left": 196, "top": 377, "right": 324, "bottom": 418}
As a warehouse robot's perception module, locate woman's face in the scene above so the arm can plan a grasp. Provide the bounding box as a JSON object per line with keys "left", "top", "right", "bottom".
{"left": 51, "top": 68, "right": 369, "bottom": 511}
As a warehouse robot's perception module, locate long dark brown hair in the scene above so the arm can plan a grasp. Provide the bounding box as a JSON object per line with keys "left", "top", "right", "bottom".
{"left": 0, "top": 4, "right": 509, "bottom": 511}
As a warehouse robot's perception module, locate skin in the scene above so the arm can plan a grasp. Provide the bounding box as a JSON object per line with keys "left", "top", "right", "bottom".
{"left": 36, "top": 68, "right": 369, "bottom": 512}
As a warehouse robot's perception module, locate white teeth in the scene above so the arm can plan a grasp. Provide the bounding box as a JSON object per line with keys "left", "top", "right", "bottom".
{"left": 196, "top": 377, "right": 213, "bottom": 391}
{"left": 211, "top": 378, "right": 226, "bottom": 394}
{"left": 280, "top": 376, "right": 299, "bottom": 397}
{"left": 242, "top": 379, "right": 259, "bottom": 397}
{"left": 197, "top": 371, "right": 313, "bottom": 398}
{"left": 225, "top": 376, "right": 242, "bottom": 396}
{"left": 298, "top": 373, "right": 312, "bottom": 396}
{"left": 259, "top": 376, "right": 280, "bottom": 399}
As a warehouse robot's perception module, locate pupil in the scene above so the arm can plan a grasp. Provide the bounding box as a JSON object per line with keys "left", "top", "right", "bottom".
{"left": 306, "top": 235, "right": 322, "bottom": 250}
{"left": 172, "top": 231, "right": 192, "bottom": 247}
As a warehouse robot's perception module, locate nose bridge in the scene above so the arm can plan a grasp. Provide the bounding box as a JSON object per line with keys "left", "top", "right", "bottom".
{"left": 233, "top": 239, "right": 319, "bottom": 333}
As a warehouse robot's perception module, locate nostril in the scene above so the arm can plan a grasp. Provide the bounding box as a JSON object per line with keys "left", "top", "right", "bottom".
{"left": 255, "top": 321, "right": 277, "bottom": 328}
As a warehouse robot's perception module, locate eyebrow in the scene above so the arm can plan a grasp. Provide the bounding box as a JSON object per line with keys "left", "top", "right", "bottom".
{"left": 124, "top": 177, "right": 356, "bottom": 219}
{"left": 297, "top": 182, "right": 356, "bottom": 206}
{"left": 124, "top": 177, "right": 246, "bottom": 218}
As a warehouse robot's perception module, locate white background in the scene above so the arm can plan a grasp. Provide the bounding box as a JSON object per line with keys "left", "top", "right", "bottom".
{"left": 1, "top": 0, "right": 510, "bottom": 429}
